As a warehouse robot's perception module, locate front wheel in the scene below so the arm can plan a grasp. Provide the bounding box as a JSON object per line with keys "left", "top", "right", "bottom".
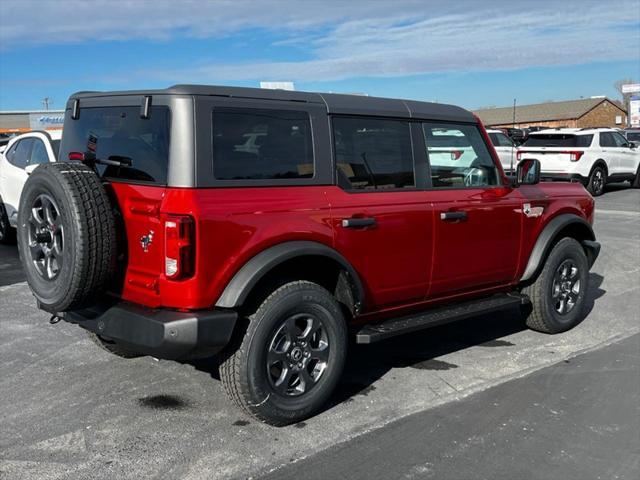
{"left": 587, "top": 165, "right": 606, "bottom": 196}
{"left": 522, "top": 237, "right": 589, "bottom": 334}
{"left": 219, "top": 281, "right": 347, "bottom": 426}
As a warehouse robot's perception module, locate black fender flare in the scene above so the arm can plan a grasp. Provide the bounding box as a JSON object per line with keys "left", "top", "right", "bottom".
{"left": 520, "top": 214, "right": 598, "bottom": 283}
{"left": 215, "top": 240, "right": 365, "bottom": 311}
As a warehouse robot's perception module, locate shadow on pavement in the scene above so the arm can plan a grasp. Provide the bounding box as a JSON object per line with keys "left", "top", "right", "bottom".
{"left": 189, "top": 272, "right": 607, "bottom": 413}
{"left": 0, "top": 244, "right": 25, "bottom": 287}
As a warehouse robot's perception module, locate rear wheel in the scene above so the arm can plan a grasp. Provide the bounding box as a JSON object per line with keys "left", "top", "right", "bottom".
{"left": 586, "top": 165, "right": 606, "bottom": 196}
{"left": 219, "top": 281, "right": 347, "bottom": 426}
{"left": 0, "top": 197, "right": 15, "bottom": 244}
{"left": 522, "top": 237, "right": 589, "bottom": 334}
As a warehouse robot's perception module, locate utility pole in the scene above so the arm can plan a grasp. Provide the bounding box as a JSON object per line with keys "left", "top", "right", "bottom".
{"left": 512, "top": 98, "right": 516, "bottom": 128}
{"left": 41, "top": 97, "right": 51, "bottom": 110}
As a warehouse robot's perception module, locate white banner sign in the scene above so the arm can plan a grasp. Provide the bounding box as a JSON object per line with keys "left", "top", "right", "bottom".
{"left": 621, "top": 83, "right": 640, "bottom": 94}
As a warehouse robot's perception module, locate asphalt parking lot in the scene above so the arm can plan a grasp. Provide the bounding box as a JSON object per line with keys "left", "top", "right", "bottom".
{"left": 1, "top": 184, "right": 639, "bottom": 480}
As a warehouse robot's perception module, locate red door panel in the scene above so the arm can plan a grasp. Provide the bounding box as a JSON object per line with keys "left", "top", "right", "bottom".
{"left": 427, "top": 187, "right": 522, "bottom": 298}
{"left": 326, "top": 187, "right": 434, "bottom": 310}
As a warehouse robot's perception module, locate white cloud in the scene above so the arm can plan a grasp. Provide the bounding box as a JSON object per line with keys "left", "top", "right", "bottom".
{"left": 1, "top": 0, "right": 639, "bottom": 82}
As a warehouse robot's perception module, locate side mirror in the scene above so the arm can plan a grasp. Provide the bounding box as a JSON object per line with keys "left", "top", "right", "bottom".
{"left": 24, "top": 164, "right": 38, "bottom": 175}
{"left": 515, "top": 158, "right": 541, "bottom": 186}
{"left": 629, "top": 141, "right": 637, "bottom": 149}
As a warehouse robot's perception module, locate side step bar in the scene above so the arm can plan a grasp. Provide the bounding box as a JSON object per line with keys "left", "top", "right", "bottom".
{"left": 355, "top": 293, "right": 529, "bottom": 344}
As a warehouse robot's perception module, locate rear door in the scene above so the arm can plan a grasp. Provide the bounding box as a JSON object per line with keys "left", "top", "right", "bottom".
{"left": 598, "top": 132, "right": 621, "bottom": 175}
{"left": 422, "top": 122, "right": 522, "bottom": 298}
{"left": 327, "top": 116, "right": 434, "bottom": 309}
{"left": 59, "top": 103, "right": 172, "bottom": 305}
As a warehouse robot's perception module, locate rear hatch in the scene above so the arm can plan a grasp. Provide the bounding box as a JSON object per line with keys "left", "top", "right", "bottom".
{"left": 517, "top": 133, "right": 593, "bottom": 172}
{"left": 59, "top": 104, "right": 171, "bottom": 306}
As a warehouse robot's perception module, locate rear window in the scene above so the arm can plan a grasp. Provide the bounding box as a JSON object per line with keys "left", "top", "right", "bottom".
{"left": 212, "top": 108, "right": 314, "bottom": 180}
{"left": 523, "top": 134, "right": 593, "bottom": 148}
{"left": 60, "top": 106, "right": 171, "bottom": 185}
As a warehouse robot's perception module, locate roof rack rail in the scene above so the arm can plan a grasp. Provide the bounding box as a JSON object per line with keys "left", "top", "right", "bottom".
{"left": 579, "top": 126, "right": 613, "bottom": 130}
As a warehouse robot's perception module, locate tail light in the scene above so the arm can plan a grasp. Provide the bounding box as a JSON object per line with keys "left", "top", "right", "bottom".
{"left": 164, "top": 215, "right": 194, "bottom": 280}
{"left": 451, "top": 150, "right": 463, "bottom": 161}
{"left": 561, "top": 151, "right": 584, "bottom": 162}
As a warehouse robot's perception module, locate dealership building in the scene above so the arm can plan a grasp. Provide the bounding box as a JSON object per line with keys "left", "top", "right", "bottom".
{"left": 474, "top": 97, "right": 628, "bottom": 129}
{"left": 0, "top": 110, "right": 64, "bottom": 134}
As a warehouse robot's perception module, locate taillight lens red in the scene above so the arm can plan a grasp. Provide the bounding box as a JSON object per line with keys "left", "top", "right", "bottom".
{"left": 561, "top": 151, "right": 584, "bottom": 162}
{"left": 164, "top": 215, "right": 194, "bottom": 280}
{"left": 68, "top": 152, "right": 85, "bottom": 161}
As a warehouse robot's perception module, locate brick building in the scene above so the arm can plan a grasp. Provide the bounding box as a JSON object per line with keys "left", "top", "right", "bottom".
{"left": 474, "top": 98, "right": 627, "bottom": 129}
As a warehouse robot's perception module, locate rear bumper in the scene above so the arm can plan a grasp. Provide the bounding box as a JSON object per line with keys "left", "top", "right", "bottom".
{"left": 65, "top": 302, "right": 237, "bottom": 360}
{"left": 541, "top": 172, "right": 586, "bottom": 183}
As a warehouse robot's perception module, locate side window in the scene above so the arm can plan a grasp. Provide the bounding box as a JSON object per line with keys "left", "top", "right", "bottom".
{"left": 332, "top": 117, "right": 415, "bottom": 190}
{"left": 7, "top": 139, "right": 34, "bottom": 169}
{"left": 29, "top": 140, "right": 50, "bottom": 165}
{"left": 612, "top": 132, "right": 629, "bottom": 147}
{"left": 212, "top": 108, "right": 314, "bottom": 180}
{"left": 599, "top": 132, "right": 615, "bottom": 147}
{"left": 576, "top": 135, "right": 594, "bottom": 147}
{"left": 497, "top": 133, "right": 514, "bottom": 147}
{"left": 423, "top": 123, "right": 500, "bottom": 188}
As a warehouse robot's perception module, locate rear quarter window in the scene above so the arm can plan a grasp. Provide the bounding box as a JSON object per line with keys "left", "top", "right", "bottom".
{"left": 60, "top": 106, "right": 171, "bottom": 185}
{"left": 212, "top": 108, "right": 314, "bottom": 180}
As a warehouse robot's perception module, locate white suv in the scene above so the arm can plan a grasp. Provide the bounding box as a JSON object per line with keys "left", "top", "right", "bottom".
{"left": 486, "top": 129, "right": 517, "bottom": 173}
{"left": 517, "top": 128, "right": 640, "bottom": 196}
{"left": 0, "top": 130, "right": 62, "bottom": 243}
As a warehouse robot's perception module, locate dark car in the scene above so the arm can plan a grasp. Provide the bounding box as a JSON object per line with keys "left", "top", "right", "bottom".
{"left": 17, "top": 85, "right": 600, "bottom": 425}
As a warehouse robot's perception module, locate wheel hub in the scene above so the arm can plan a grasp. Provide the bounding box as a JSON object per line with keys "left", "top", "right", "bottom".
{"left": 266, "top": 313, "right": 330, "bottom": 396}
{"left": 27, "top": 193, "right": 64, "bottom": 281}
{"left": 552, "top": 260, "right": 581, "bottom": 315}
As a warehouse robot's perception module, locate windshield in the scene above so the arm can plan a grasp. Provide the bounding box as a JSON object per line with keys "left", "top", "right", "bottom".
{"left": 60, "top": 106, "right": 170, "bottom": 185}
{"left": 522, "top": 134, "right": 593, "bottom": 148}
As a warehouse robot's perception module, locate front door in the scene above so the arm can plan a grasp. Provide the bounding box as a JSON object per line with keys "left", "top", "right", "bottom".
{"left": 422, "top": 122, "right": 522, "bottom": 298}
{"left": 328, "top": 116, "right": 433, "bottom": 310}
{"left": 0, "top": 137, "right": 33, "bottom": 225}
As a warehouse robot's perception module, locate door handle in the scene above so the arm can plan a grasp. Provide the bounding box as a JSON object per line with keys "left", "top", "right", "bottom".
{"left": 440, "top": 211, "right": 467, "bottom": 221}
{"left": 341, "top": 217, "right": 376, "bottom": 228}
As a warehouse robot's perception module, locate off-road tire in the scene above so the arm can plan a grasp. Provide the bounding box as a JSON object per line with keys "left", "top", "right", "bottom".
{"left": 0, "top": 197, "right": 15, "bottom": 244}
{"left": 17, "top": 163, "right": 116, "bottom": 313}
{"left": 522, "top": 237, "right": 589, "bottom": 334}
{"left": 86, "top": 331, "right": 142, "bottom": 359}
{"left": 586, "top": 165, "right": 606, "bottom": 196}
{"left": 219, "top": 281, "right": 348, "bottom": 426}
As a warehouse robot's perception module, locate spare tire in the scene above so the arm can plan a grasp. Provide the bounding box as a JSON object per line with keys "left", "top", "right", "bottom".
{"left": 17, "top": 162, "right": 116, "bottom": 313}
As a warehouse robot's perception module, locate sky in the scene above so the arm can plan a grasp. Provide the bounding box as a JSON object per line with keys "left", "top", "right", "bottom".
{"left": 0, "top": 0, "right": 639, "bottom": 111}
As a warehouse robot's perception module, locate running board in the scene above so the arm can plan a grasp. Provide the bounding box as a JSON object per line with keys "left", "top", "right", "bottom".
{"left": 355, "top": 293, "right": 529, "bottom": 344}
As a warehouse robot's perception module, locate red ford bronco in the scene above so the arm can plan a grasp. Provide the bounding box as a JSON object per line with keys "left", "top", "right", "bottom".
{"left": 17, "top": 86, "right": 600, "bottom": 425}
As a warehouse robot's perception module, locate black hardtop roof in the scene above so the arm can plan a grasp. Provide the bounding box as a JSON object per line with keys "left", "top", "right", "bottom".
{"left": 68, "top": 84, "right": 475, "bottom": 122}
